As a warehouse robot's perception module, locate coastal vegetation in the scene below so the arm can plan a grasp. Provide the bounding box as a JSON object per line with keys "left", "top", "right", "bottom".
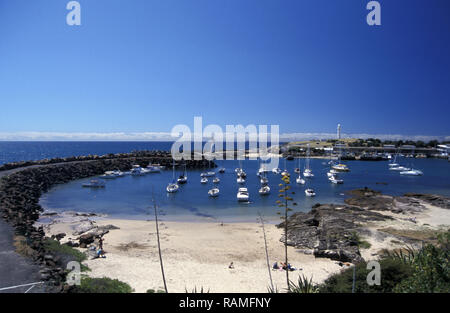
{"left": 70, "top": 277, "right": 133, "bottom": 293}
{"left": 300, "top": 230, "right": 450, "bottom": 293}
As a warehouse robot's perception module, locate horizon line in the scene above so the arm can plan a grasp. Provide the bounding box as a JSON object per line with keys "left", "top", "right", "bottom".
{"left": 0, "top": 132, "right": 448, "bottom": 142}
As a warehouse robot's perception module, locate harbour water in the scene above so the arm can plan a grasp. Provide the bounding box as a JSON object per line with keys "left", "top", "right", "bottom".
{"left": 39, "top": 157, "right": 450, "bottom": 223}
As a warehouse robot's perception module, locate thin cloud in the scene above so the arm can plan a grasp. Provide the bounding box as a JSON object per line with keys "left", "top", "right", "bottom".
{"left": 0, "top": 132, "right": 447, "bottom": 142}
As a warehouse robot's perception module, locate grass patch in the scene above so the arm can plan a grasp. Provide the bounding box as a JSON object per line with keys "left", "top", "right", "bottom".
{"left": 116, "top": 241, "right": 147, "bottom": 252}
{"left": 13, "top": 235, "right": 37, "bottom": 257}
{"left": 350, "top": 232, "right": 372, "bottom": 249}
{"left": 71, "top": 277, "right": 133, "bottom": 293}
{"left": 378, "top": 227, "right": 447, "bottom": 244}
{"left": 43, "top": 238, "right": 90, "bottom": 272}
{"left": 44, "top": 238, "right": 86, "bottom": 262}
{"left": 146, "top": 289, "right": 166, "bottom": 293}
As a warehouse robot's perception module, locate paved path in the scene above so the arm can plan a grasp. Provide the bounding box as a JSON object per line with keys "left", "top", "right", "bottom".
{"left": 0, "top": 166, "right": 49, "bottom": 293}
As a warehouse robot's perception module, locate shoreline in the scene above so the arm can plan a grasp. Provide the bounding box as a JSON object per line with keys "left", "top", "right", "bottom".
{"left": 38, "top": 195, "right": 450, "bottom": 293}
{"left": 39, "top": 215, "right": 343, "bottom": 293}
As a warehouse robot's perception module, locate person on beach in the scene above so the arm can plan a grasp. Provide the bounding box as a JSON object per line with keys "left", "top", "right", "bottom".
{"left": 228, "top": 262, "right": 234, "bottom": 269}
{"left": 272, "top": 262, "right": 279, "bottom": 270}
{"left": 99, "top": 237, "right": 104, "bottom": 250}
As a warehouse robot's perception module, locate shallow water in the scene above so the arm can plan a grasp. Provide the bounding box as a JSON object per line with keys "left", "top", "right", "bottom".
{"left": 39, "top": 157, "right": 450, "bottom": 222}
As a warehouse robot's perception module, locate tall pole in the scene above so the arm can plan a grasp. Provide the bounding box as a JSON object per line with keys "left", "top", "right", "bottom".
{"left": 258, "top": 211, "right": 274, "bottom": 291}
{"left": 152, "top": 190, "right": 168, "bottom": 293}
{"left": 352, "top": 264, "right": 356, "bottom": 293}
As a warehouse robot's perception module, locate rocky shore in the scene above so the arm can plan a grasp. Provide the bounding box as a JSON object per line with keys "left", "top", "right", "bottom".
{"left": 0, "top": 152, "right": 212, "bottom": 292}
{"left": 278, "top": 188, "right": 450, "bottom": 264}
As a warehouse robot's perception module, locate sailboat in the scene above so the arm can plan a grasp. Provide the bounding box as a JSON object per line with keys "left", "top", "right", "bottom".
{"left": 296, "top": 158, "right": 305, "bottom": 184}
{"left": 389, "top": 149, "right": 401, "bottom": 168}
{"left": 259, "top": 185, "right": 270, "bottom": 195}
{"left": 305, "top": 188, "right": 316, "bottom": 197}
{"left": 177, "top": 161, "right": 187, "bottom": 184}
{"left": 328, "top": 175, "right": 344, "bottom": 184}
{"left": 281, "top": 158, "right": 289, "bottom": 176}
{"left": 303, "top": 144, "right": 314, "bottom": 178}
{"left": 208, "top": 187, "right": 220, "bottom": 197}
{"left": 166, "top": 160, "right": 179, "bottom": 193}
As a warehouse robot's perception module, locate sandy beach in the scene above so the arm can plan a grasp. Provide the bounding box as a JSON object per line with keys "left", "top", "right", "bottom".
{"left": 39, "top": 196, "right": 450, "bottom": 293}
{"left": 44, "top": 217, "right": 342, "bottom": 293}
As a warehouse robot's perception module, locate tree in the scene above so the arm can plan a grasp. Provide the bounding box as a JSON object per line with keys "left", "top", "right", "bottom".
{"left": 276, "top": 173, "right": 296, "bottom": 291}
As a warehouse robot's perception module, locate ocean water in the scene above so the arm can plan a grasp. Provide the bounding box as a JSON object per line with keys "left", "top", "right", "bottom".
{"left": 39, "top": 157, "right": 450, "bottom": 223}
{"left": 0, "top": 141, "right": 174, "bottom": 165}
{"left": 0, "top": 141, "right": 281, "bottom": 165}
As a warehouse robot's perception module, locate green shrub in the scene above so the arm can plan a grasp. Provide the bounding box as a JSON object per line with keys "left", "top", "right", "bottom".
{"left": 289, "top": 275, "right": 319, "bottom": 293}
{"left": 71, "top": 277, "right": 133, "bottom": 293}
{"left": 43, "top": 238, "right": 86, "bottom": 263}
{"left": 319, "top": 258, "right": 413, "bottom": 293}
{"left": 393, "top": 244, "right": 449, "bottom": 293}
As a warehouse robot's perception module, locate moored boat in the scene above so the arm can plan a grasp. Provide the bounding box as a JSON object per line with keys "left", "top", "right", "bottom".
{"left": 82, "top": 180, "right": 105, "bottom": 188}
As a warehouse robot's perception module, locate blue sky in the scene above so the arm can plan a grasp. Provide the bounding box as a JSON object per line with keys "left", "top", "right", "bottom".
{"left": 0, "top": 0, "right": 449, "bottom": 139}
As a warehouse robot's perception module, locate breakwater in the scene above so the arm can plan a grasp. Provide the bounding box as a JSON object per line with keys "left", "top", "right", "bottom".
{"left": 0, "top": 151, "right": 212, "bottom": 291}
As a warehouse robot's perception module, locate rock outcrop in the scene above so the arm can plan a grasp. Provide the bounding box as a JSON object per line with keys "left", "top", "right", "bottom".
{"left": 278, "top": 203, "right": 392, "bottom": 263}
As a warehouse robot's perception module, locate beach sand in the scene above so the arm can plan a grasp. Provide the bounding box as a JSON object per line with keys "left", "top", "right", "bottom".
{"left": 41, "top": 201, "right": 449, "bottom": 293}
{"left": 45, "top": 218, "right": 342, "bottom": 293}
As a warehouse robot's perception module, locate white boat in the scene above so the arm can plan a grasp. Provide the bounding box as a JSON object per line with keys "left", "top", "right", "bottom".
{"left": 296, "top": 158, "right": 305, "bottom": 184}
{"left": 146, "top": 165, "right": 161, "bottom": 173}
{"left": 296, "top": 176, "right": 305, "bottom": 184}
{"left": 177, "top": 162, "right": 187, "bottom": 184}
{"left": 167, "top": 160, "right": 179, "bottom": 193}
{"left": 218, "top": 167, "right": 225, "bottom": 173}
{"left": 390, "top": 166, "right": 411, "bottom": 171}
{"left": 200, "top": 177, "right": 208, "bottom": 184}
{"left": 389, "top": 150, "right": 400, "bottom": 167}
{"left": 303, "top": 144, "right": 314, "bottom": 177}
{"left": 259, "top": 185, "right": 270, "bottom": 195}
{"left": 272, "top": 168, "right": 281, "bottom": 174}
{"left": 303, "top": 168, "right": 314, "bottom": 178}
{"left": 113, "top": 170, "right": 125, "bottom": 177}
{"left": 294, "top": 168, "right": 300, "bottom": 174}
{"left": 100, "top": 171, "right": 118, "bottom": 179}
{"left": 329, "top": 175, "right": 344, "bottom": 184}
{"left": 131, "top": 165, "right": 146, "bottom": 176}
{"left": 305, "top": 188, "right": 316, "bottom": 197}
{"left": 177, "top": 175, "right": 187, "bottom": 184}
{"left": 237, "top": 187, "right": 249, "bottom": 201}
{"left": 281, "top": 158, "right": 289, "bottom": 176}
{"left": 237, "top": 169, "right": 246, "bottom": 178}
{"left": 200, "top": 169, "right": 216, "bottom": 177}
{"left": 237, "top": 177, "right": 245, "bottom": 184}
{"left": 166, "top": 183, "right": 179, "bottom": 193}
{"left": 331, "top": 163, "right": 349, "bottom": 172}
{"left": 327, "top": 170, "right": 339, "bottom": 178}
{"left": 260, "top": 177, "right": 269, "bottom": 184}
{"left": 213, "top": 177, "right": 220, "bottom": 184}
{"left": 208, "top": 187, "right": 220, "bottom": 197}
{"left": 82, "top": 180, "right": 105, "bottom": 188}
{"left": 400, "top": 169, "right": 423, "bottom": 176}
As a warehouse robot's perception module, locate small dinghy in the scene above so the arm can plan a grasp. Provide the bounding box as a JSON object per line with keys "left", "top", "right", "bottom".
{"left": 208, "top": 187, "right": 220, "bottom": 197}
{"left": 82, "top": 180, "right": 105, "bottom": 188}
